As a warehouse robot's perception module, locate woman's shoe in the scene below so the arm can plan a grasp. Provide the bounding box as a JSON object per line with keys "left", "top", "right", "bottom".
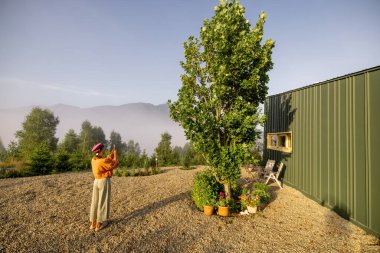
{"left": 95, "top": 221, "right": 109, "bottom": 232}
{"left": 90, "top": 221, "right": 97, "bottom": 230}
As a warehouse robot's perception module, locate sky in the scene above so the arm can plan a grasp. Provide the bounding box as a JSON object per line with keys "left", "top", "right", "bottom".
{"left": 0, "top": 0, "right": 379, "bottom": 108}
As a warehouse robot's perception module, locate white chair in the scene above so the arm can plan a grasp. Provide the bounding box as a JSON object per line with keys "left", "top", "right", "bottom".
{"left": 258, "top": 160, "right": 276, "bottom": 178}
{"left": 264, "top": 162, "right": 284, "bottom": 189}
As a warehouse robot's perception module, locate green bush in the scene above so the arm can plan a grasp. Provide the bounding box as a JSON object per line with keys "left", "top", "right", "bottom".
{"left": 191, "top": 170, "right": 222, "bottom": 211}
{"left": 114, "top": 170, "right": 121, "bottom": 177}
{"left": 253, "top": 182, "right": 270, "bottom": 203}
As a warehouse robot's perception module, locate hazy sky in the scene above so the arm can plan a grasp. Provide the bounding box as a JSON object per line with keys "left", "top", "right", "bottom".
{"left": 0, "top": 0, "right": 379, "bottom": 108}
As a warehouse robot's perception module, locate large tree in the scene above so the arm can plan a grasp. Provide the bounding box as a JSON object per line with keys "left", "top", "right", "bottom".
{"left": 16, "top": 107, "right": 59, "bottom": 160}
{"left": 168, "top": 0, "right": 274, "bottom": 198}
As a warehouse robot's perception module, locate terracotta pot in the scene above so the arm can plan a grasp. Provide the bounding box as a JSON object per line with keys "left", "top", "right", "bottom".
{"left": 218, "top": 206, "right": 229, "bottom": 217}
{"left": 247, "top": 205, "right": 257, "bottom": 214}
{"left": 204, "top": 205, "right": 214, "bottom": 216}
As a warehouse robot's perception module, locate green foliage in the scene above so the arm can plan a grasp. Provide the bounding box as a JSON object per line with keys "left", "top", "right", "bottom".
{"left": 172, "top": 142, "right": 206, "bottom": 169}
{"left": 168, "top": 0, "right": 274, "bottom": 195}
{"left": 26, "top": 143, "right": 55, "bottom": 176}
{"left": 239, "top": 188, "right": 261, "bottom": 208}
{"left": 0, "top": 161, "right": 25, "bottom": 178}
{"left": 239, "top": 182, "right": 270, "bottom": 209}
{"left": 0, "top": 138, "right": 6, "bottom": 159}
{"left": 114, "top": 170, "right": 122, "bottom": 177}
{"left": 59, "top": 129, "right": 80, "bottom": 154}
{"left": 128, "top": 169, "right": 135, "bottom": 177}
{"left": 154, "top": 132, "right": 174, "bottom": 166}
{"left": 140, "top": 150, "right": 150, "bottom": 169}
{"left": 217, "top": 192, "right": 230, "bottom": 207}
{"left": 119, "top": 140, "right": 142, "bottom": 168}
{"left": 191, "top": 170, "right": 222, "bottom": 210}
{"left": 16, "top": 107, "right": 59, "bottom": 160}
{"left": 68, "top": 152, "right": 90, "bottom": 171}
{"left": 252, "top": 182, "right": 270, "bottom": 203}
{"left": 54, "top": 150, "right": 72, "bottom": 173}
{"left": 78, "top": 120, "right": 106, "bottom": 157}
{"left": 109, "top": 131, "right": 127, "bottom": 152}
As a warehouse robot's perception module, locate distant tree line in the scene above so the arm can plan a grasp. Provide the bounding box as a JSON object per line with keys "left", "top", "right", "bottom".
{"left": 0, "top": 107, "right": 206, "bottom": 178}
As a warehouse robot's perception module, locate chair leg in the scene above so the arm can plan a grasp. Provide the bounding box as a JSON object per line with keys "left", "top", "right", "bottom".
{"left": 275, "top": 179, "right": 283, "bottom": 189}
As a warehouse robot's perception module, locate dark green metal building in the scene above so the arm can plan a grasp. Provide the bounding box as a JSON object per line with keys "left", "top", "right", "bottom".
{"left": 264, "top": 66, "right": 380, "bottom": 237}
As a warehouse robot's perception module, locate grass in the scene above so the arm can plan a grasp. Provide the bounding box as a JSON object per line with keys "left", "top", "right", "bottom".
{"left": 0, "top": 161, "right": 26, "bottom": 178}
{"left": 114, "top": 167, "right": 162, "bottom": 177}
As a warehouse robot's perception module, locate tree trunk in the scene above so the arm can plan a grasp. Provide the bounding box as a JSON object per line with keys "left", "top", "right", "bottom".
{"left": 224, "top": 182, "right": 232, "bottom": 199}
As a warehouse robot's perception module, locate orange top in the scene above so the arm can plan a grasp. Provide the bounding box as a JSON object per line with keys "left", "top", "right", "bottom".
{"left": 91, "top": 153, "right": 118, "bottom": 179}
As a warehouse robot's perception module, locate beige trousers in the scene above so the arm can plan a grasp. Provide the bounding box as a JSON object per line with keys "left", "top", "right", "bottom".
{"left": 90, "top": 177, "right": 111, "bottom": 223}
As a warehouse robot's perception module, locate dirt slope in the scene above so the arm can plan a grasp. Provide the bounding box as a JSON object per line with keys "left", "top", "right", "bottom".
{"left": 0, "top": 167, "right": 379, "bottom": 253}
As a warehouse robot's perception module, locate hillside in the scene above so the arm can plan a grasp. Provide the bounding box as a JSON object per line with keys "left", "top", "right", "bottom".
{"left": 0, "top": 103, "right": 187, "bottom": 154}
{"left": 0, "top": 167, "right": 379, "bottom": 252}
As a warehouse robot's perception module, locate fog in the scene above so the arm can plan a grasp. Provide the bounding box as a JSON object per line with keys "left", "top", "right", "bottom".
{"left": 0, "top": 103, "right": 187, "bottom": 155}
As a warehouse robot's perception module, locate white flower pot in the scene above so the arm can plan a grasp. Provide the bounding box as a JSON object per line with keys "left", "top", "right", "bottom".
{"left": 247, "top": 205, "right": 257, "bottom": 214}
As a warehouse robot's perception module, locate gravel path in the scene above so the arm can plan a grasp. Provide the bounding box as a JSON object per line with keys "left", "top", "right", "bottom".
{"left": 0, "top": 166, "right": 379, "bottom": 253}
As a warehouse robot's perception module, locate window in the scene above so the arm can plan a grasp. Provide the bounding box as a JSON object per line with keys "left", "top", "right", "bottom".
{"left": 267, "top": 132, "right": 292, "bottom": 153}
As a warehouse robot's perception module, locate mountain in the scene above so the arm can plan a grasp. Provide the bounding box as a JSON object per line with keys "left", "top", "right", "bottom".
{"left": 0, "top": 103, "right": 187, "bottom": 154}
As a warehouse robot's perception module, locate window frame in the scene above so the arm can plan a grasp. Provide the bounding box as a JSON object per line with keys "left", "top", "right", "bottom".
{"left": 267, "top": 131, "right": 292, "bottom": 153}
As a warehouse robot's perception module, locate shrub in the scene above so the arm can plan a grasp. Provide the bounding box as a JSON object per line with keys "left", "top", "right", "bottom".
{"left": 253, "top": 182, "right": 270, "bottom": 203}
{"left": 26, "top": 144, "right": 54, "bottom": 176}
{"left": 54, "top": 150, "right": 72, "bottom": 173}
{"left": 114, "top": 170, "right": 121, "bottom": 177}
{"left": 191, "top": 170, "right": 222, "bottom": 210}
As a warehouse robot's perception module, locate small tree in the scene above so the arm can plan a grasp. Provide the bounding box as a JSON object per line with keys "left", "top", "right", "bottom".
{"left": 5, "top": 141, "right": 20, "bottom": 162}
{"left": 0, "top": 138, "right": 6, "bottom": 161}
{"left": 154, "top": 132, "right": 173, "bottom": 166}
{"left": 59, "top": 129, "right": 80, "bottom": 154}
{"left": 169, "top": 0, "right": 274, "bottom": 198}
{"left": 0, "top": 138, "right": 5, "bottom": 153}
{"left": 27, "top": 143, "right": 54, "bottom": 175}
{"left": 54, "top": 150, "right": 72, "bottom": 173}
{"left": 109, "top": 131, "right": 127, "bottom": 153}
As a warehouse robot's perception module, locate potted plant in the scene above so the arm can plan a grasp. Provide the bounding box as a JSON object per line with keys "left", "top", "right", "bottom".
{"left": 252, "top": 183, "right": 270, "bottom": 205}
{"left": 239, "top": 189, "right": 261, "bottom": 214}
{"left": 191, "top": 170, "right": 221, "bottom": 214}
{"left": 217, "top": 192, "right": 230, "bottom": 217}
{"left": 203, "top": 198, "right": 216, "bottom": 216}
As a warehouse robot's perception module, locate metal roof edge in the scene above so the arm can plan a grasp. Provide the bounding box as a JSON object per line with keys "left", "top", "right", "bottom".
{"left": 267, "top": 65, "right": 380, "bottom": 98}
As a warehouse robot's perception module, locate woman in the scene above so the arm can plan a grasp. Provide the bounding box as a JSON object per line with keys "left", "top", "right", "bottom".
{"left": 89, "top": 143, "right": 118, "bottom": 231}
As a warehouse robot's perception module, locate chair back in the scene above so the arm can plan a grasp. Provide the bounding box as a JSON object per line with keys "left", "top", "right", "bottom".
{"left": 274, "top": 162, "right": 284, "bottom": 179}
{"left": 264, "top": 160, "right": 275, "bottom": 174}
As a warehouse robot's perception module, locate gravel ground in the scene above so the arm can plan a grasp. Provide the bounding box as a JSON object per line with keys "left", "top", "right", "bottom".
{"left": 0, "top": 166, "right": 379, "bottom": 253}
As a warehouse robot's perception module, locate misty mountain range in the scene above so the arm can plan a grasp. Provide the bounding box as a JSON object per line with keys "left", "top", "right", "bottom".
{"left": 0, "top": 103, "right": 187, "bottom": 155}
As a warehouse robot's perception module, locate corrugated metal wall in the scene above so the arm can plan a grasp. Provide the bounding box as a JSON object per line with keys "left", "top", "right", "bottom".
{"left": 264, "top": 66, "right": 380, "bottom": 237}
